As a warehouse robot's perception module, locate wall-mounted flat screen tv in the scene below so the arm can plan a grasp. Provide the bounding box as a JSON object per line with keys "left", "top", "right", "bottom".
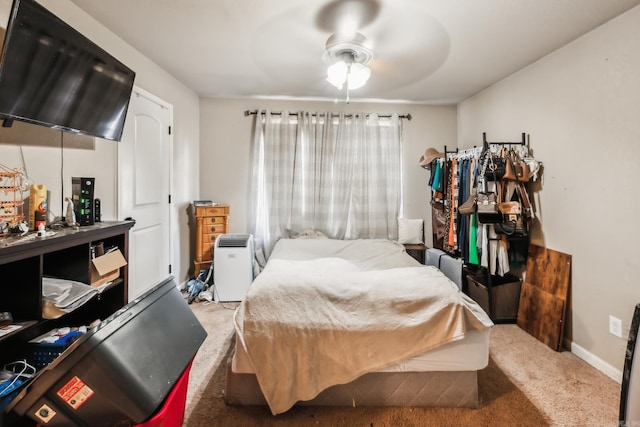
{"left": 0, "top": 0, "right": 136, "bottom": 141}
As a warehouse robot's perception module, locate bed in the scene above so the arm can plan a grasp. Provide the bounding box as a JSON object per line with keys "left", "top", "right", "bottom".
{"left": 224, "top": 237, "right": 493, "bottom": 415}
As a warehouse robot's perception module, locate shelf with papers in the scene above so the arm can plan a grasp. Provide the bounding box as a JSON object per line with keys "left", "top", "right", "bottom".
{"left": 0, "top": 221, "right": 133, "bottom": 366}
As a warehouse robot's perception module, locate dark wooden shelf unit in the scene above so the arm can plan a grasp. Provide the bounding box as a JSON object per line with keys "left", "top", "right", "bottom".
{"left": 0, "top": 221, "right": 134, "bottom": 355}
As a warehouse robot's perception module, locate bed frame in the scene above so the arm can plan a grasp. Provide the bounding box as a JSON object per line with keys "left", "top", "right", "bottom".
{"left": 224, "top": 239, "right": 490, "bottom": 412}
{"left": 224, "top": 343, "right": 479, "bottom": 409}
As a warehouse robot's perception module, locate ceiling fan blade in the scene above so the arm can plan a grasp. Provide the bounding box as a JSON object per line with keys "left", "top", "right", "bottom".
{"left": 314, "top": 0, "right": 381, "bottom": 35}
{"left": 251, "top": 18, "right": 328, "bottom": 92}
{"left": 249, "top": 0, "right": 450, "bottom": 97}
{"left": 357, "top": 6, "right": 450, "bottom": 91}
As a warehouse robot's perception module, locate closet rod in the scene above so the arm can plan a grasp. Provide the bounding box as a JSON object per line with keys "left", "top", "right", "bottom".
{"left": 482, "top": 132, "right": 526, "bottom": 150}
{"left": 244, "top": 110, "right": 412, "bottom": 121}
{"left": 443, "top": 145, "right": 458, "bottom": 159}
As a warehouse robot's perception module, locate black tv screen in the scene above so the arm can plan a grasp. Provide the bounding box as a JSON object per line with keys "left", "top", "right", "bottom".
{"left": 0, "top": 0, "right": 136, "bottom": 141}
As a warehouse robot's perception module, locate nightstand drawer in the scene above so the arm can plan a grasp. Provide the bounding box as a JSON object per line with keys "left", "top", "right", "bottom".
{"left": 202, "top": 223, "right": 226, "bottom": 234}
{"left": 195, "top": 206, "right": 229, "bottom": 216}
{"left": 202, "top": 233, "right": 223, "bottom": 245}
{"left": 202, "top": 216, "right": 227, "bottom": 226}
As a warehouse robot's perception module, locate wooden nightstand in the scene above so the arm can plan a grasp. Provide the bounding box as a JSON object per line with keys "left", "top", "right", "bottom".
{"left": 403, "top": 243, "right": 428, "bottom": 264}
{"left": 194, "top": 204, "right": 229, "bottom": 273}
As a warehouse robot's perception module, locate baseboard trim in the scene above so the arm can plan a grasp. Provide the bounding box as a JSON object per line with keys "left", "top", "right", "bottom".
{"left": 571, "top": 341, "right": 622, "bottom": 384}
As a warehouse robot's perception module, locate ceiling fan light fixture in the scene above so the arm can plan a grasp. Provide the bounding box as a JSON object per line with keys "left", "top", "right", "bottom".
{"left": 326, "top": 61, "right": 348, "bottom": 90}
{"left": 346, "top": 61, "right": 370, "bottom": 90}
{"left": 326, "top": 57, "right": 370, "bottom": 91}
{"left": 324, "top": 33, "right": 373, "bottom": 92}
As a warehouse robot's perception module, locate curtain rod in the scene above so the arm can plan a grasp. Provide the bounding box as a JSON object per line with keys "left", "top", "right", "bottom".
{"left": 244, "top": 109, "right": 412, "bottom": 121}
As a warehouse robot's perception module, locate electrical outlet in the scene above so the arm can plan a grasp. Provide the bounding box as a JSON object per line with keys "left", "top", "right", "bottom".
{"left": 609, "top": 315, "right": 623, "bottom": 338}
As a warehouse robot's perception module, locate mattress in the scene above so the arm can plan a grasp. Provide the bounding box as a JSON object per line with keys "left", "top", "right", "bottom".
{"left": 233, "top": 237, "right": 493, "bottom": 414}
{"left": 232, "top": 327, "right": 490, "bottom": 374}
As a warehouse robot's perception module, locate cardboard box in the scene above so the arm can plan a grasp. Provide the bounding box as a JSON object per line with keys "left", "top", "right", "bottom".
{"left": 91, "top": 249, "right": 127, "bottom": 287}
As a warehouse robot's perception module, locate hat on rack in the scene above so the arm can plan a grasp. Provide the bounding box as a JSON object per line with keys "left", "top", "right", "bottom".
{"left": 419, "top": 147, "right": 444, "bottom": 168}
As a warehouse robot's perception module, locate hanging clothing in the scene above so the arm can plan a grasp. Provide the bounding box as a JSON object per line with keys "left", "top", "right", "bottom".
{"left": 467, "top": 158, "right": 479, "bottom": 264}
{"left": 446, "top": 159, "right": 460, "bottom": 252}
{"left": 432, "top": 160, "right": 442, "bottom": 192}
{"left": 468, "top": 213, "right": 479, "bottom": 265}
{"left": 457, "top": 159, "right": 469, "bottom": 263}
{"left": 425, "top": 143, "right": 539, "bottom": 275}
{"left": 442, "top": 160, "right": 454, "bottom": 254}
{"left": 429, "top": 143, "right": 541, "bottom": 275}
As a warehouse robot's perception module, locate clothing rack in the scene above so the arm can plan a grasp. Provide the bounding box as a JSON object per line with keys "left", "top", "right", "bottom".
{"left": 443, "top": 145, "right": 458, "bottom": 159}
{"left": 431, "top": 133, "right": 528, "bottom": 323}
{"left": 441, "top": 145, "right": 458, "bottom": 198}
{"left": 482, "top": 132, "right": 526, "bottom": 151}
{"left": 479, "top": 132, "right": 527, "bottom": 324}
{"left": 244, "top": 109, "right": 412, "bottom": 121}
{"left": 438, "top": 132, "right": 527, "bottom": 200}
{"left": 455, "top": 146, "right": 481, "bottom": 159}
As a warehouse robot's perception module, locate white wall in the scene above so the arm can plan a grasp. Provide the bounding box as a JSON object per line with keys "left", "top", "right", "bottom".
{"left": 0, "top": 0, "right": 201, "bottom": 285}
{"left": 199, "top": 98, "right": 457, "bottom": 244}
{"left": 458, "top": 5, "right": 640, "bottom": 378}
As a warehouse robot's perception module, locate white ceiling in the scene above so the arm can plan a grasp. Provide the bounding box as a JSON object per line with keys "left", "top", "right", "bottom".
{"left": 68, "top": 0, "right": 640, "bottom": 104}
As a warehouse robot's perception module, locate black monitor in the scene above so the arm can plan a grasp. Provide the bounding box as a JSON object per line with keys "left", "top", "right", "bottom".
{"left": 0, "top": 0, "right": 136, "bottom": 141}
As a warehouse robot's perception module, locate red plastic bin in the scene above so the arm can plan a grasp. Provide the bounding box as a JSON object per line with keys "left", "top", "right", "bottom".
{"left": 36, "top": 360, "right": 193, "bottom": 427}
{"left": 137, "top": 360, "right": 193, "bottom": 427}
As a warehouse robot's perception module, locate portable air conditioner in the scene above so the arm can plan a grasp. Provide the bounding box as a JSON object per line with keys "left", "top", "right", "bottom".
{"left": 213, "top": 234, "right": 254, "bottom": 302}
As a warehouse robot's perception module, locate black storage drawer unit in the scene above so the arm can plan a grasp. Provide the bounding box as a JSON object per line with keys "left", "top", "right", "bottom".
{"left": 466, "top": 273, "right": 522, "bottom": 321}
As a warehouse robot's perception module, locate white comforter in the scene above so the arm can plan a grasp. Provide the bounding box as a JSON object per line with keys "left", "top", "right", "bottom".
{"left": 233, "top": 238, "right": 492, "bottom": 414}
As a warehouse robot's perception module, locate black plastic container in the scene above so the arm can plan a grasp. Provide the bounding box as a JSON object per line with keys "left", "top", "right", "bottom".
{"left": 7, "top": 277, "right": 207, "bottom": 426}
{"left": 466, "top": 272, "right": 522, "bottom": 321}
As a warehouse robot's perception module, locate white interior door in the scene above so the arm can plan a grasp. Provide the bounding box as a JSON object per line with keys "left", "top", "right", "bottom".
{"left": 118, "top": 87, "right": 172, "bottom": 300}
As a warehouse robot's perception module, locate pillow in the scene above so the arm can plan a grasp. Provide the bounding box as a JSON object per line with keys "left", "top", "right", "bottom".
{"left": 289, "top": 229, "right": 328, "bottom": 239}
{"left": 397, "top": 218, "right": 424, "bottom": 244}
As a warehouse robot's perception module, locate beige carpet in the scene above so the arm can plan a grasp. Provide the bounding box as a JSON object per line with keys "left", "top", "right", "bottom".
{"left": 183, "top": 301, "right": 620, "bottom": 426}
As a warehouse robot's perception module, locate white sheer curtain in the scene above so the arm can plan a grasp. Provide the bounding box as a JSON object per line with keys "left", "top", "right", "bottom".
{"left": 249, "top": 111, "right": 403, "bottom": 257}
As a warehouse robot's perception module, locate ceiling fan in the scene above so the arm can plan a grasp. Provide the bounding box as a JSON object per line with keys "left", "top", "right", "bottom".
{"left": 250, "top": 0, "right": 450, "bottom": 100}
{"left": 317, "top": 0, "right": 377, "bottom": 100}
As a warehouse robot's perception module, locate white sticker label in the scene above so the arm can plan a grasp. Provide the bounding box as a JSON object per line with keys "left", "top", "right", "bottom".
{"left": 57, "top": 376, "right": 94, "bottom": 410}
